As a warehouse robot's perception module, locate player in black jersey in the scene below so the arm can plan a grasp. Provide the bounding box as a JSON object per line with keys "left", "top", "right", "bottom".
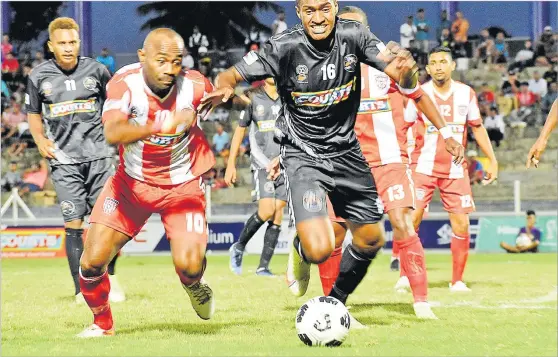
{"left": 225, "top": 78, "right": 287, "bottom": 277}
{"left": 203, "top": 0, "right": 464, "bottom": 312}
{"left": 25, "top": 18, "right": 125, "bottom": 303}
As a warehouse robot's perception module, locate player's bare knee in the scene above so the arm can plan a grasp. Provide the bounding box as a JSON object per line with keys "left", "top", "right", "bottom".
{"left": 257, "top": 206, "right": 275, "bottom": 222}
{"left": 79, "top": 258, "right": 106, "bottom": 277}
{"left": 450, "top": 214, "right": 469, "bottom": 236}
{"left": 173, "top": 251, "right": 204, "bottom": 277}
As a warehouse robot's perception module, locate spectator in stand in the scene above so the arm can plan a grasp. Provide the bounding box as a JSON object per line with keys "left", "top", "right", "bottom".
{"left": 451, "top": 11, "right": 470, "bottom": 45}
{"left": 475, "top": 29, "right": 493, "bottom": 63}
{"left": 478, "top": 82, "right": 496, "bottom": 116}
{"left": 502, "top": 69, "right": 521, "bottom": 96}
{"left": 500, "top": 210, "right": 541, "bottom": 253}
{"left": 181, "top": 47, "right": 195, "bottom": 70}
{"left": 245, "top": 25, "right": 265, "bottom": 51}
{"left": 31, "top": 50, "right": 45, "bottom": 68}
{"left": 543, "top": 63, "right": 557, "bottom": 85}
{"left": 18, "top": 160, "right": 49, "bottom": 195}
{"left": 542, "top": 82, "right": 557, "bottom": 115}
{"left": 418, "top": 68, "right": 429, "bottom": 84}
{"left": 497, "top": 89, "right": 519, "bottom": 118}
{"left": 212, "top": 46, "right": 230, "bottom": 78}
{"left": 414, "top": 8, "right": 430, "bottom": 64}
{"left": 438, "top": 28, "right": 452, "bottom": 48}
{"left": 535, "top": 26, "right": 555, "bottom": 60}
{"left": 2, "top": 34, "right": 13, "bottom": 59}
{"left": 2, "top": 52, "right": 19, "bottom": 73}
{"left": 512, "top": 40, "right": 535, "bottom": 70}
{"left": 188, "top": 26, "right": 209, "bottom": 57}
{"left": 272, "top": 11, "right": 288, "bottom": 36}
{"left": 2, "top": 102, "right": 29, "bottom": 156}
{"left": 528, "top": 70, "right": 548, "bottom": 99}
{"left": 493, "top": 32, "right": 509, "bottom": 63}
{"left": 436, "top": 10, "right": 452, "bottom": 40}
{"left": 466, "top": 150, "right": 485, "bottom": 186}
{"left": 0, "top": 161, "right": 22, "bottom": 192}
{"left": 1, "top": 79, "right": 10, "bottom": 99}
{"left": 400, "top": 15, "right": 417, "bottom": 49}
{"left": 517, "top": 82, "right": 538, "bottom": 107}
{"left": 407, "top": 40, "right": 421, "bottom": 63}
{"left": 212, "top": 122, "right": 230, "bottom": 160}
{"left": 484, "top": 105, "right": 506, "bottom": 147}
{"left": 96, "top": 48, "right": 116, "bottom": 74}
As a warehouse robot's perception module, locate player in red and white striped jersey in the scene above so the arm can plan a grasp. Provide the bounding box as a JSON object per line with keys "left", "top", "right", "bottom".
{"left": 77, "top": 29, "right": 216, "bottom": 338}
{"left": 318, "top": 8, "right": 464, "bottom": 320}
{"left": 406, "top": 46, "right": 498, "bottom": 292}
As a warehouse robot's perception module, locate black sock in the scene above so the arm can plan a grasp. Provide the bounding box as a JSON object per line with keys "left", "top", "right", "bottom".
{"left": 107, "top": 254, "right": 118, "bottom": 275}
{"left": 293, "top": 235, "right": 308, "bottom": 262}
{"left": 329, "top": 244, "right": 378, "bottom": 304}
{"left": 236, "top": 212, "right": 265, "bottom": 251}
{"left": 65, "top": 228, "right": 84, "bottom": 295}
{"left": 258, "top": 223, "right": 281, "bottom": 270}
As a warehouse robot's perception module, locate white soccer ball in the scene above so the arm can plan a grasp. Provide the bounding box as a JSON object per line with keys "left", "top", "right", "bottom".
{"left": 295, "top": 296, "right": 350, "bottom": 347}
{"left": 516, "top": 233, "right": 532, "bottom": 247}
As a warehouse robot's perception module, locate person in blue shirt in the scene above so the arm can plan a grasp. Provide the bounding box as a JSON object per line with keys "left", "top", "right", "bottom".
{"left": 414, "top": 8, "right": 431, "bottom": 64}
{"left": 212, "top": 122, "right": 230, "bottom": 159}
{"left": 96, "top": 48, "right": 116, "bottom": 74}
{"left": 500, "top": 210, "right": 542, "bottom": 253}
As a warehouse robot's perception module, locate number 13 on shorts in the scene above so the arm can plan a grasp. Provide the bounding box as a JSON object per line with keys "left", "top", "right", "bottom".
{"left": 387, "top": 184, "right": 405, "bottom": 201}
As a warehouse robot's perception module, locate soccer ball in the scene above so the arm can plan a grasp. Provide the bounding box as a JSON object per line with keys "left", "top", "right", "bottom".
{"left": 516, "top": 233, "right": 532, "bottom": 247}
{"left": 295, "top": 296, "right": 351, "bottom": 347}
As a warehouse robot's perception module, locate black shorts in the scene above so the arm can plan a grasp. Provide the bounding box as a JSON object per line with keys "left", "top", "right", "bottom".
{"left": 251, "top": 169, "right": 288, "bottom": 202}
{"left": 280, "top": 142, "right": 382, "bottom": 225}
{"left": 50, "top": 158, "right": 115, "bottom": 222}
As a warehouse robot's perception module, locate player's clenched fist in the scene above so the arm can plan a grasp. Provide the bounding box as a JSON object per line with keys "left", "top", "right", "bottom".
{"left": 377, "top": 41, "right": 418, "bottom": 89}
{"left": 36, "top": 136, "right": 56, "bottom": 159}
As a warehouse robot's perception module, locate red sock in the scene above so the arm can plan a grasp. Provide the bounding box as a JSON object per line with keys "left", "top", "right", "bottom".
{"left": 318, "top": 247, "right": 342, "bottom": 295}
{"left": 79, "top": 270, "right": 113, "bottom": 330}
{"left": 176, "top": 257, "right": 207, "bottom": 286}
{"left": 451, "top": 234, "right": 470, "bottom": 284}
{"left": 398, "top": 234, "right": 428, "bottom": 303}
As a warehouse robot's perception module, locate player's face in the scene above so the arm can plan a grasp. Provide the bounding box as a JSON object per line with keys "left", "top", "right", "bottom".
{"left": 426, "top": 52, "right": 455, "bottom": 83}
{"left": 296, "top": 0, "right": 338, "bottom": 41}
{"left": 527, "top": 214, "right": 536, "bottom": 227}
{"left": 48, "top": 29, "right": 80, "bottom": 69}
{"left": 338, "top": 12, "right": 368, "bottom": 30}
{"left": 139, "top": 38, "right": 183, "bottom": 92}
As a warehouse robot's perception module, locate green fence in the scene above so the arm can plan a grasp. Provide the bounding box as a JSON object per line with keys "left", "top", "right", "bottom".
{"left": 476, "top": 215, "right": 558, "bottom": 253}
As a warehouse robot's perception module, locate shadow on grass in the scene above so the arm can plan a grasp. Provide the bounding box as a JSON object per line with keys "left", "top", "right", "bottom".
{"left": 118, "top": 321, "right": 244, "bottom": 335}
{"left": 349, "top": 302, "right": 415, "bottom": 316}
{"left": 429, "top": 281, "right": 503, "bottom": 289}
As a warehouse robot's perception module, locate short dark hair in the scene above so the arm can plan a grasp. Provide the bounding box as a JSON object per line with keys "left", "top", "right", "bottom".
{"left": 428, "top": 46, "right": 453, "bottom": 59}
{"left": 418, "top": 8, "right": 425, "bottom": 13}
{"left": 527, "top": 210, "right": 536, "bottom": 216}
{"left": 338, "top": 6, "right": 368, "bottom": 27}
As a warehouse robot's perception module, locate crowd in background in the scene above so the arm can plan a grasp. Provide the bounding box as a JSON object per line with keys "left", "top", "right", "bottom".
{"left": 1, "top": 9, "right": 557, "bottom": 200}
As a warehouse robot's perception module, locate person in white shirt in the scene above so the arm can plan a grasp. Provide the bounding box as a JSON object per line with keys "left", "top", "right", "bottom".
{"left": 528, "top": 71, "right": 548, "bottom": 99}
{"left": 515, "top": 40, "right": 534, "bottom": 63}
{"left": 182, "top": 47, "right": 195, "bottom": 70}
{"left": 484, "top": 106, "right": 506, "bottom": 147}
{"left": 400, "top": 15, "right": 417, "bottom": 49}
{"left": 272, "top": 12, "right": 288, "bottom": 35}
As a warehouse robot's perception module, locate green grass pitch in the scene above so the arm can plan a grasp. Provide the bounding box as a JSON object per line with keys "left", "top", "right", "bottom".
{"left": 2, "top": 253, "right": 557, "bottom": 356}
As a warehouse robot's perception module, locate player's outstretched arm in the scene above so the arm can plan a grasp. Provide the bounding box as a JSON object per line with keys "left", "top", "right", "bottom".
{"left": 414, "top": 95, "right": 464, "bottom": 165}
{"left": 103, "top": 112, "right": 160, "bottom": 145}
{"left": 527, "top": 99, "right": 558, "bottom": 168}
{"left": 28, "top": 113, "right": 55, "bottom": 159}
{"left": 199, "top": 68, "right": 243, "bottom": 113}
{"left": 225, "top": 126, "right": 247, "bottom": 187}
{"left": 471, "top": 124, "right": 498, "bottom": 185}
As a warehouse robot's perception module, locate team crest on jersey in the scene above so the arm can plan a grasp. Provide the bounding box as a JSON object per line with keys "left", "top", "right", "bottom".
{"left": 343, "top": 54, "right": 357, "bottom": 72}
{"left": 416, "top": 189, "right": 426, "bottom": 201}
{"left": 41, "top": 81, "right": 53, "bottom": 96}
{"left": 103, "top": 197, "right": 119, "bottom": 215}
{"left": 374, "top": 75, "right": 389, "bottom": 89}
{"left": 83, "top": 77, "right": 97, "bottom": 91}
{"left": 302, "top": 189, "right": 324, "bottom": 213}
{"left": 255, "top": 104, "right": 265, "bottom": 118}
{"left": 296, "top": 65, "right": 309, "bottom": 83}
{"left": 458, "top": 105, "right": 468, "bottom": 116}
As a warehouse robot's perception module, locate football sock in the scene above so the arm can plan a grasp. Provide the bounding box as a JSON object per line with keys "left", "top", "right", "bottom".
{"left": 107, "top": 254, "right": 118, "bottom": 276}
{"left": 65, "top": 228, "right": 84, "bottom": 295}
{"left": 318, "top": 246, "right": 342, "bottom": 295}
{"left": 293, "top": 235, "right": 308, "bottom": 262}
{"left": 258, "top": 223, "right": 281, "bottom": 270}
{"left": 451, "top": 234, "right": 470, "bottom": 284}
{"left": 329, "top": 244, "right": 377, "bottom": 304}
{"left": 79, "top": 269, "right": 113, "bottom": 330}
{"left": 236, "top": 212, "right": 266, "bottom": 251}
{"left": 397, "top": 234, "right": 428, "bottom": 302}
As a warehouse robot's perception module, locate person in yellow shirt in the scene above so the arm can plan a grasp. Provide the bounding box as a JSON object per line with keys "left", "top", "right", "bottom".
{"left": 497, "top": 91, "right": 519, "bottom": 117}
